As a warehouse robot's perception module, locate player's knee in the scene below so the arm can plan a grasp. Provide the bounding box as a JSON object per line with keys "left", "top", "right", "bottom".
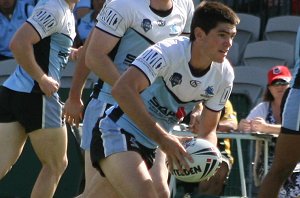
{"left": 42, "top": 156, "right": 68, "bottom": 176}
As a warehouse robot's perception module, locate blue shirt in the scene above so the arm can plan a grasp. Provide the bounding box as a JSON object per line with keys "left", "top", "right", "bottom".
{"left": 0, "top": 1, "right": 34, "bottom": 58}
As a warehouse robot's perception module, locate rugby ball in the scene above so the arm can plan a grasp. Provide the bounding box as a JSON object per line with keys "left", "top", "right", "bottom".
{"left": 170, "top": 138, "right": 222, "bottom": 183}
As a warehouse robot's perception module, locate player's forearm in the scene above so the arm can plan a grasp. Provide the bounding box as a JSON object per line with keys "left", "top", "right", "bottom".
{"left": 112, "top": 81, "right": 169, "bottom": 145}
{"left": 68, "top": 54, "right": 90, "bottom": 100}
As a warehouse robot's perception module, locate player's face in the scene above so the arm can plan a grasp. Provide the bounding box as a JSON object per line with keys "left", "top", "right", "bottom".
{"left": 0, "top": 0, "right": 15, "bottom": 9}
{"left": 203, "top": 23, "right": 236, "bottom": 63}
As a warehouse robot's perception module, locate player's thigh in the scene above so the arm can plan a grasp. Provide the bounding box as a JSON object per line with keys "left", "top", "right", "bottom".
{"left": 0, "top": 122, "right": 27, "bottom": 167}
{"left": 101, "top": 151, "right": 155, "bottom": 197}
{"left": 29, "top": 126, "right": 68, "bottom": 163}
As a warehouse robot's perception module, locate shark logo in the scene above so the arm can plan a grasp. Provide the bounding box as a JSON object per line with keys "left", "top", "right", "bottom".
{"left": 201, "top": 86, "right": 214, "bottom": 98}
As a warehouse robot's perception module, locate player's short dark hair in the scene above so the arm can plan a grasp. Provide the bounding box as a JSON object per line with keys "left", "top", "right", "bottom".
{"left": 190, "top": 1, "right": 240, "bottom": 41}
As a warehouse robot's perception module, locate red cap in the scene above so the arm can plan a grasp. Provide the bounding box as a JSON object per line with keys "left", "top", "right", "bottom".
{"left": 268, "top": 65, "right": 292, "bottom": 85}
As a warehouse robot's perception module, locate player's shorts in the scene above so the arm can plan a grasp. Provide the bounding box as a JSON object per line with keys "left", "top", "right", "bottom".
{"left": 281, "top": 88, "right": 300, "bottom": 134}
{"left": 0, "top": 86, "right": 64, "bottom": 133}
{"left": 80, "top": 98, "right": 111, "bottom": 150}
{"left": 90, "top": 116, "right": 156, "bottom": 176}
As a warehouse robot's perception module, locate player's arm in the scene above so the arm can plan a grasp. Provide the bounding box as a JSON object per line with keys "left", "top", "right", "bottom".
{"left": 9, "top": 23, "right": 58, "bottom": 97}
{"left": 63, "top": 30, "right": 94, "bottom": 127}
{"left": 85, "top": 28, "right": 121, "bottom": 87}
{"left": 112, "top": 66, "right": 192, "bottom": 171}
{"left": 189, "top": 106, "right": 220, "bottom": 145}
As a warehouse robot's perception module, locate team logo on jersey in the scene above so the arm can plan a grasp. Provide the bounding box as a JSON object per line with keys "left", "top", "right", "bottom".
{"left": 32, "top": 10, "right": 57, "bottom": 33}
{"left": 99, "top": 7, "right": 122, "bottom": 31}
{"left": 190, "top": 80, "right": 201, "bottom": 87}
{"left": 201, "top": 86, "right": 214, "bottom": 98}
{"left": 141, "top": 19, "right": 152, "bottom": 32}
{"left": 169, "top": 24, "right": 181, "bottom": 36}
{"left": 169, "top": 73, "right": 182, "bottom": 87}
{"left": 157, "top": 20, "right": 166, "bottom": 27}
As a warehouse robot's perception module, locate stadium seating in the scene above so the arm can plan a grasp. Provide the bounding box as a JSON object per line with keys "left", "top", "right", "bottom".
{"left": 242, "top": 40, "right": 294, "bottom": 70}
{"left": 234, "top": 13, "right": 261, "bottom": 63}
{"left": 0, "top": 59, "right": 17, "bottom": 84}
{"left": 264, "top": 15, "right": 300, "bottom": 48}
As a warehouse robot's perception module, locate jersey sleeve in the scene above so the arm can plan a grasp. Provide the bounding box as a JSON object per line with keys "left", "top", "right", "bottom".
{"left": 182, "top": 0, "right": 194, "bottom": 34}
{"left": 27, "top": 6, "right": 63, "bottom": 39}
{"left": 131, "top": 43, "right": 168, "bottom": 84}
{"left": 95, "top": 0, "right": 132, "bottom": 38}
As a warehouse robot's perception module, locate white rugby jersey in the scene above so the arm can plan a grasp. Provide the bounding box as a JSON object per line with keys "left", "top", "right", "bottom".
{"left": 95, "top": 0, "right": 194, "bottom": 104}
{"left": 109, "top": 36, "right": 234, "bottom": 148}
{"left": 3, "top": 0, "right": 76, "bottom": 94}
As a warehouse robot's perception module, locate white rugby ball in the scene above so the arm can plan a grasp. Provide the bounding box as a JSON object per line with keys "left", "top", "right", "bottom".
{"left": 170, "top": 138, "right": 222, "bottom": 183}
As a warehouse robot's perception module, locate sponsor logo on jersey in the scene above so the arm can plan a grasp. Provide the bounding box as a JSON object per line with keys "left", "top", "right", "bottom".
{"left": 169, "top": 24, "right": 180, "bottom": 36}
{"left": 190, "top": 80, "right": 201, "bottom": 87}
{"left": 99, "top": 7, "right": 122, "bottom": 31}
{"left": 169, "top": 72, "right": 182, "bottom": 87}
{"left": 149, "top": 97, "right": 176, "bottom": 117}
{"left": 139, "top": 48, "right": 166, "bottom": 70}
{"left": 32, "top": 10, "right": 56, "bottom": 33}
{"left": 141, "top": 19, "right": 152, "bottom": 32}
{"left": 157, "top": 20, "right": 165, "bottom": 27}
{"left": 201, "top": 86, "right": 214, "bottom": 98}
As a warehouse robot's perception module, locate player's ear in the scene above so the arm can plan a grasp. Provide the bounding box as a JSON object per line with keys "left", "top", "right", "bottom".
{"left": 194, "top": 27, "right": 205, "bottom": 40}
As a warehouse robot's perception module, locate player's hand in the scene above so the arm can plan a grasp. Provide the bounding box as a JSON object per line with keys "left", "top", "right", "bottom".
{"left": 160, "top": 134, "right": 193, "bottom": 173}
{"left": 63, "top": 97, "right": 84, "bottom": 128}
{"left": 38, "top": 74, "right": 59, "bottom": 97}
{"left": 69, "top": 46, "right": 83, "bottom": 61}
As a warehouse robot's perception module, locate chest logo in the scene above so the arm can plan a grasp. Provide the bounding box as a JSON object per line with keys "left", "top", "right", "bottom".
{"left": 141, "top": 19, "right": 152, "bottom": 32}
{"left": 169, "top": 72, "right": 182, "bottom": 87}
{"left": 201, "top": 86, "right": 214, "bottom": 98}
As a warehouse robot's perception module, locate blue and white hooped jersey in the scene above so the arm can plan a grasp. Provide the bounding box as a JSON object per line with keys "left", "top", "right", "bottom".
{"left": 109, "top": 36, "right": 234, "bottom": 148}
{"left": 0, "top": 1, "right": 34, "bottom": 58}
{"left": 3, "top": 0, "right": 76, "bottom": 94}
{"left": 95, "top": 0, "right": 194, "bottom": 104}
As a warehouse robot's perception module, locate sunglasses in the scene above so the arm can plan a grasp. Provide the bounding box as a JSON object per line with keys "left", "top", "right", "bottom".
{"left": 270, "top": 81, "right": 290, "bottom": 86}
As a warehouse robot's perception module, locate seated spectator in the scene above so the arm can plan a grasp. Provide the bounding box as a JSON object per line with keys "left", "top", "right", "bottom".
{"left": 238, "top": 65, "right": 300, "bottom": 197}
{"left": 74, "top": 0, "right": 92, "bottom": 20}
{"left": 180, "top": 100, "right": 237, "bottom": 197}
{"left": 74, "top": 0, "right": 105, "bottom": 48}
{"left": 0, "top": 0, "right": 34, "bottom": 60}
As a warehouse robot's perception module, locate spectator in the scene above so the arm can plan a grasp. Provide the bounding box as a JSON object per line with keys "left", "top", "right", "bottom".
{"left": 73, "top": 0, "right": 105, "bottom": 48}
{"left": 239, "top": 65, "right": 300, "bottom": 197}
{"left": 74, "top": 0, "right": 91, "bottom": 19}
{"left": 0, "top": 0, "right": 77, "bottom": 197}
{"left": 0, "top": 0, "right": 34, "bottom": 60}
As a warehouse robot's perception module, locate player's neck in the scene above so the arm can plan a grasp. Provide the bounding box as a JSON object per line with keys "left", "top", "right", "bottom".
{"left": 150, "top": 0, "right": 172, "bottom": 11}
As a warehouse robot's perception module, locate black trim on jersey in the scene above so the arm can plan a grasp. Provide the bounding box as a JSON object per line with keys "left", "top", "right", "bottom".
{"left": 131, "top": 65, "right": 151, "bottom": 87}
{"left": 25, "top": 3, "right": 30, "bottom": 18}
{"left": 203, "top": 104, "right": 223, "bottom": 113}
{"left": 281, "top": 127, "right": 300, "bottom": 134}
{"left": 149, "top": 6, "right": 173, "bottom": 17}
{"left": 130, "top": 28, "right": 155, "bottom": 45}
{"left": 32, "top": 36, "right": 51, "bottom": 93}
{"left": 96, "top": 26, "right": 122, "bottom": 39}
{"left": 292, "top": 66, "right": 300, "bottom": 89}
{"left": 108, "top": 106, "right": 124, "bottom": 122}
{"left": 163, "top": 78, "right": 202, "bottom": 104}
{"left": 26, "top": 21, "right": 42, "bottom": 40}
{"left": 62, "top": 33, "right": 74, "bottom": 41}
{"left": 189, "top": 63, "right": 211, "bottom": 77}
